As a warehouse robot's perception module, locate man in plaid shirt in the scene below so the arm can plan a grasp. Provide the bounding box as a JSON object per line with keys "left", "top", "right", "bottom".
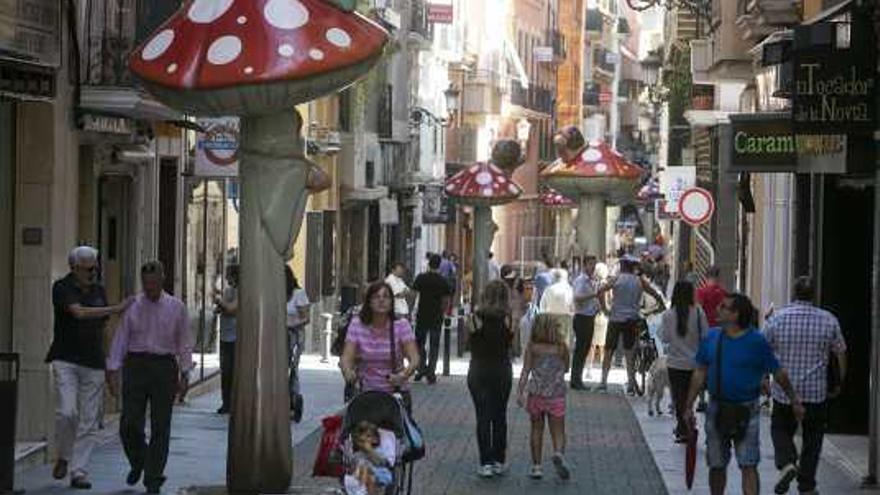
{"left": 763, "top": 277, "right": 847, "bottom": 495}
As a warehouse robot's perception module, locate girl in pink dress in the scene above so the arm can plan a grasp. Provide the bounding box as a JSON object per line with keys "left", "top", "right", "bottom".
{"left": 516, "top": 314, "right": 571, "bottom": 481}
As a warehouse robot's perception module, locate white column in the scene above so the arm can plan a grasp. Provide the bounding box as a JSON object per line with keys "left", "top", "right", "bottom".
{"left": 576, "top": 195, "right": 606, "bottom": 259}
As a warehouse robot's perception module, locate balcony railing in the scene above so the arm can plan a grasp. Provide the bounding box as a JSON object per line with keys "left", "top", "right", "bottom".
{"left": 547, "top": 29, "right": 566, "bottom": 60}
{"left": 582, "top": 83, "right": 600, "bottom": 106}
{"left": 510, "top": 85, "right": 554, "bottom": 114}
{"left": 593, "top": 47, "right": 615, "bottom": 76}
{"left": 80, "top": 0, "right": 180, "bottom": 87}
{"left": 409, "top": 0, "right": 433, "bottom": 43}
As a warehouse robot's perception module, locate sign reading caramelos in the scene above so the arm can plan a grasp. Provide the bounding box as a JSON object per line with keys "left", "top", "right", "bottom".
{"left": 734, "top": 131, "right": 844, "bottom": 156}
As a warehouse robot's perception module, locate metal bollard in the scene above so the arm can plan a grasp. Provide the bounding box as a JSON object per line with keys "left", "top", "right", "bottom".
{"left": 320, "top": 313, "right": 333, "bottom": 363}
{"left": 442, "top": 316, "right": 452, "bottom": 376}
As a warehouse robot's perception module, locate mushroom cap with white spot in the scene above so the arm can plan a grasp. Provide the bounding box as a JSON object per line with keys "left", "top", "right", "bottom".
{"left": 540, "top": 140, "right": 643, "bottom": 205}
{"left": 129, "top": 0, "right": 388, "bottom": 116}
{"left": 445, "top": 161, "right": 522, "bottom": 206}
{"left": 539, "top": 187, "right": 575, "bottom": 209}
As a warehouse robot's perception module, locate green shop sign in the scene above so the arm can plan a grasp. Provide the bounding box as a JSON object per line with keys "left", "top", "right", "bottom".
{"left": 729, "top": 114, "right": 846, "bottom": 173}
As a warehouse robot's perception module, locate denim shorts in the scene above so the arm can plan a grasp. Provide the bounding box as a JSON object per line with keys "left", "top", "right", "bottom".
{"left": 704, "top": 399, "right": 761, "bottom": 469}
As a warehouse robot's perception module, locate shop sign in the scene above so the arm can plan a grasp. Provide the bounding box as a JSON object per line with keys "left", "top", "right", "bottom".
{"left": 0, "top": 0, "right": 61, "bottom": 66}
{"left": 659, "top": 166, "right": 695, "bottom": 215}
{"left": 379, "top": 197, "right": 399, "bottom": 225}
{"left": 534, "top": 47, "right": 553, "bottom": 63}
{"left": 81, "top": 115, "right": 134, "bottom": 135}
{"left": 421, "top": 184, "right": 449, "bottom": 224}
{"left": 792, "top": 49, "right": 875, "bottom": 134}
{"left": 729, "top": 115, "right": 847, "bottom": 173}
{"left": 195, "top": 117, "right": 239, "bottom": 177}
{"left": 426, "top": 3, "right": 453, "bottom": 24}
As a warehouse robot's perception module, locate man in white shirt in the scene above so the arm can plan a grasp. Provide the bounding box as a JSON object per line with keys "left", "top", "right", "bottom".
{"left": 487, "top": 252, "right": 501, "bottom": 281}
{"left": 385, "top": 262, "right": 411, "bottom": 319}
{"left": 540, "top": 268, "right": 574, "bottom": 345}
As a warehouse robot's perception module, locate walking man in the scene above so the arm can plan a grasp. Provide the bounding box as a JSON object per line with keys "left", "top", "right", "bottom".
{"left": 570, "top": 256, "right": 600, "bottom": 389}
{"left": 412, "top": 254, "right": 453, "bottom": 384}
{"left": 697, "top": 265, "right": 727, "bottom": 327}
{"left": 682, "top": 293, "right": 804, "bottom": 495}
{"left": 385, "top": 262, "right": 411, "bottom": 320}
{"left": 764, "top": 277, "right": 847, "bottom": 495}
{"left": 107, "top": 261, "right": 193, "bottom": 493}
{"left": 46, "top": 246, "right": 131, "bottom": 489}
{"left": 597, "top": 255, "right": 666, "bottom": 395}
{"left": 539, "top": 268, "right": 574, "bottom": 345}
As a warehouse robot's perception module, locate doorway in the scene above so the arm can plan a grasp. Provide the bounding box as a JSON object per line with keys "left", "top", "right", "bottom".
{"left": 98, "top": 175, "right": 135, "bottom": 306}
{"left": 0, "top": 102, "right": 14, "bottom": 351}
{"left": 158, "top": 159, "right": 178, "bottom": 294}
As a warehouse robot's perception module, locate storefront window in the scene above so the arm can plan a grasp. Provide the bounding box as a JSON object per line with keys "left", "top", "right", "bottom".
{"left": 183, "top": 178, "right": 239, "bottom": 382}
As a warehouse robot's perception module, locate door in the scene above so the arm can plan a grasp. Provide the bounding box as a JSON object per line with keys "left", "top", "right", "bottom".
{"left": 98, "top": 175, "right": 134, "bottom": 307}
{"left": 0, "top": 103, "right": 14, "bottom": 351}
{"left": 158, "top": 159, "right": 178, "bottom": 294}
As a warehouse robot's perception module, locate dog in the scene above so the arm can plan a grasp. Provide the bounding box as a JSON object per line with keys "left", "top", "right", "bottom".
{"left": 646, "top": 355, "right": 669, "bottom": 417}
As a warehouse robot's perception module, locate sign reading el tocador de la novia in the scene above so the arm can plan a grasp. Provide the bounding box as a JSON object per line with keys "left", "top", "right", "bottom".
{"left": 793, "top": 49, "right": 876, "bottom": 134}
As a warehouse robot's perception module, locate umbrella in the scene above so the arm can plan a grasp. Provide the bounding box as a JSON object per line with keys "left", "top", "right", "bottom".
{"left": 686, "top": 416, "right": 698, "bottom": 490}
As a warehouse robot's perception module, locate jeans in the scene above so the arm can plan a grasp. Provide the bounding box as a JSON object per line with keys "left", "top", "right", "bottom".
{"left": 668, "top": 367, "right": 694, "bottom": 436}
{"left": 52, "top": 361, "right": 104, "bottom": 477}
{"left": 467, "top": 361, "right": 512, "bottom": 465}
{"left": 704, "top": 399, "right": 761, "bottom": 469}
{"left": 288, "top": 326, "right": 304, "bottom": 399}
{"left": 219, "top": 341, "right": 235, "bottom": 409}
{"left": 571, "top": 314, "right": 596, "bottom": 385}
{"left": 120, "top": 355, "right": 177, "bottom": 489}
{"left": 771, "top": 400, "right": 828, "bottom": 493}
{"left": 415, "top": 321, "right": 442, "bottom": 377}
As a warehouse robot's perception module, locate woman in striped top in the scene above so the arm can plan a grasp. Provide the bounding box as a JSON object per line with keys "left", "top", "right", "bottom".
{"left": 341, "top": 281, "right": 421, "bottom": 399}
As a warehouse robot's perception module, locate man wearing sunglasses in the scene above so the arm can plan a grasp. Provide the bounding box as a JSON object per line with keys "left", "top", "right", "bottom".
{"left": 46, "top": 246, "right": 132, "bottom": 489}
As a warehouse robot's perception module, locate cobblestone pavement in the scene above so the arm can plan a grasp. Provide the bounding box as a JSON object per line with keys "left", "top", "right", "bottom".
{"left": 292, "top": 375, "right": 668, "bottom": 494}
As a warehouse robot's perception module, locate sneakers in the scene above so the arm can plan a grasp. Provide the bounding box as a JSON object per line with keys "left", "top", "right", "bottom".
{"left": 491, "top": 462, "right": 508, "bottom": 476}
{"left": 552, "top": 452, "right": 571, "bottom": 480}
{"left": 126, "top": 467, "right": 143, "bottom": 486}
{"left": 477, "top": 465, "right": 494, "bottom": 478}
{"left": 69, "top": 474, "right": 92, "bottom": 490}
{"left": 774, "top": 463, "right": 798, "bottom": 494}
{"left": 528, "top": 465, "right": 543, "bottom": 479}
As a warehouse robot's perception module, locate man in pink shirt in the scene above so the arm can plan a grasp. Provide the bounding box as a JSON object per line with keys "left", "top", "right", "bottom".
{"left": 107, "top": 261, "right": 193, "bottom": 493}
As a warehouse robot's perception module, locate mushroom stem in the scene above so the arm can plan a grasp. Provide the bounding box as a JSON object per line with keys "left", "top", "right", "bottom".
{"left": 576, "top": 195, "right": 607, "bottom": 259}
{"left": 228, "top": 111, "right": 311, "bottom": 493}
{"left": 472, "top": 205, "right": 496, "bottom": 302}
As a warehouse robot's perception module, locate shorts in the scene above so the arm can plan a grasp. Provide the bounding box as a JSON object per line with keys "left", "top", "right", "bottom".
{"left": 605, "top": 319, "right": 639, "bottom": 351}
{"left": 527, "top": 394, "right": 566, "bottom": 419}
{"left": 704, "top": 399, "right": 761, "bottom": 469}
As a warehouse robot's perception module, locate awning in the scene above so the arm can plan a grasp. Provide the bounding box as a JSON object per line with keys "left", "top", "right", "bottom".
{"left": 78, "top": 86, "right": 184, "bottom": 122}
{"left": 504, "top": 39, "right": 529, "bottom": 89}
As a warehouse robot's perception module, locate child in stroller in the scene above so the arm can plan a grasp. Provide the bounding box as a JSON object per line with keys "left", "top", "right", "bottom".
{"left": 341, "top": 391, "right": 417, "bottom": 495}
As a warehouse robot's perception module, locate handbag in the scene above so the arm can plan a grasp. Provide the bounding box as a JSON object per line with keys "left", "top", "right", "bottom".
{"left": 312, "top": 415, "right": 345, "bottom": 478}
{"left": 389, "top": 322, "right": 425, "bottom": 462}
{"left": 713, "top": 332, "right": 752, "bottom": 441}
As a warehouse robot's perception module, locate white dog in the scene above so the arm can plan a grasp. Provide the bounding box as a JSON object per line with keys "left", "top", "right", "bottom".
{"left": 646, "top": 355, "right": 669, "bottom": 417}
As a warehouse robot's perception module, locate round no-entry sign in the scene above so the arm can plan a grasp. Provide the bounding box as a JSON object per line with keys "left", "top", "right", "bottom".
{"left": 678, "top": 187, "right": 715, "bottom": 226}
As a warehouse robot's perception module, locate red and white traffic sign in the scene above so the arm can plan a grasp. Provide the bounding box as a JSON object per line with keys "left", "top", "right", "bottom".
{"left": 678, "top": 187, "right": 715, "bottom": 226}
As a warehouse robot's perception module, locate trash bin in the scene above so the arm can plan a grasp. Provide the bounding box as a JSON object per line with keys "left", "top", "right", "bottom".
{"left": 0, "top": 353, "right": 20, "bottom": 494}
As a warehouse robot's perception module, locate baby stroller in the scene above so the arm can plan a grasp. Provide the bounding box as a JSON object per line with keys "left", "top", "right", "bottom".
{"left": 340, "top": 391, "right": 421, "bottom": 495}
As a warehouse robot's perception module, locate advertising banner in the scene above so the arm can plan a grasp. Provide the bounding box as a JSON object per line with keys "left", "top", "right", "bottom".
{"left": 195, "top": 118, "right": 240, "bottom": 177}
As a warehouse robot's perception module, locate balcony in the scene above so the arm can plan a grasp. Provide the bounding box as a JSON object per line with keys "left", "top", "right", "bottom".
{"left": 409, "top": 0, "right": 433, "bottom": 46}
{"left": 736, "top": 0, "right": 800, "bottom": 44}
{"left": 582, "top": 83, "right": 600, "bottom": 107}
{"left": 545, "top": 29, "right": 567, "bottom": 62}
{"left": 78, "top": 0, "right": 182, "bottom": 121}
{"left": 593, "top": 47, "right": 615, "bottom": 78}
{"left": 510, "top": 85, "right": 554, "bottom": 115}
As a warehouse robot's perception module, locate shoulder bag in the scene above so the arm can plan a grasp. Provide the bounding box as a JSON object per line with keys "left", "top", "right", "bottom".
{"left": 714, "top": 332, "right": 752, "bottom": 441}
{"left": 388, "top": 321, "right": 426, "bottom": 462}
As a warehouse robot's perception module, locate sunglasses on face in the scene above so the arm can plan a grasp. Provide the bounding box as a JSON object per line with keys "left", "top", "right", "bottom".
{"left": 79, "top": 266, "right": 98, "bottom": 273}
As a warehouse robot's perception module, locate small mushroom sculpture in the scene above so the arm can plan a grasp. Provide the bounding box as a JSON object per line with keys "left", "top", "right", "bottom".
{"left": 541, "top": 126, "right": 643, "bottom": 258}
{"left": 446, "top": 140, "right": 523, "bottom": 300}
{"left": 128, "top": 1, "right": 388, "bottom": 492}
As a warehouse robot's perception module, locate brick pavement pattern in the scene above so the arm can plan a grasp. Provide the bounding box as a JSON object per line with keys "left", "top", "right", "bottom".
{"left": 292, "top": 377, "right": 668, "bottom": 494}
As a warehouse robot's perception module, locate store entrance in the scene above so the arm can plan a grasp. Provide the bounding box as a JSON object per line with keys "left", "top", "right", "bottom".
{"left": 821, "top": 177, "right": 874, "bottom": 434}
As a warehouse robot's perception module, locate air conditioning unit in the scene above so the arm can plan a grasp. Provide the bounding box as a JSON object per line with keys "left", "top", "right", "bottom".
{"left": 690, "top": 39, "right": 713, "bottom": 84}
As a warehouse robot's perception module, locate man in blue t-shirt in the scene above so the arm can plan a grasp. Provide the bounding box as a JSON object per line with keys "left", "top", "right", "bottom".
{"left": 683, "top": 293, "right": 803, "bottom": 495}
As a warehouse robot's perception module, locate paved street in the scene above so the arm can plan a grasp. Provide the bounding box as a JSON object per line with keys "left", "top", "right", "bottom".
{"left": 15, "top": 356, "right": 875, "bottom": 494}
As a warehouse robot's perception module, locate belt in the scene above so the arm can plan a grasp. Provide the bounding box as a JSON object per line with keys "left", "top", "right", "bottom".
{"left": 127, "top": 352, "right": 175, "bottom": 361}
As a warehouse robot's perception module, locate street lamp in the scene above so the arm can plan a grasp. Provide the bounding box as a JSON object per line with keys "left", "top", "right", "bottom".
{"left": 444, "top": 84, "right": 461, "bottom": 122}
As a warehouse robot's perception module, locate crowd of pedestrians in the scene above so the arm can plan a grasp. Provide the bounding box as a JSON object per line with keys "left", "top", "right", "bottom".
{"left": 42, "top": 240, "right": 850, "bottom": 494}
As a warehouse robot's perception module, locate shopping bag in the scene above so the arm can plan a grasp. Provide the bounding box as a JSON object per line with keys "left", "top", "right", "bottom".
{"left": 312, "top": 415, "right": 345, "bottom": 478}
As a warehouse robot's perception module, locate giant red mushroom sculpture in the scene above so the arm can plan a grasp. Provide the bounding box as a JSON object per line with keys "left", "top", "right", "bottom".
{"left": 128, "top": 2, "right": 388, "bottom": 491}
{"left": 446, "top": 142, "right": 523, "bottom": 300}
{"left": 541, "top": 127, "right": 643, "bottom": 258}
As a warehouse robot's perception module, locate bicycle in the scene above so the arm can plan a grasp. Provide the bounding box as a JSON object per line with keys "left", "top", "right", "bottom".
{"left": 631, "top": 308, "right": 664, "bottom": 396}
